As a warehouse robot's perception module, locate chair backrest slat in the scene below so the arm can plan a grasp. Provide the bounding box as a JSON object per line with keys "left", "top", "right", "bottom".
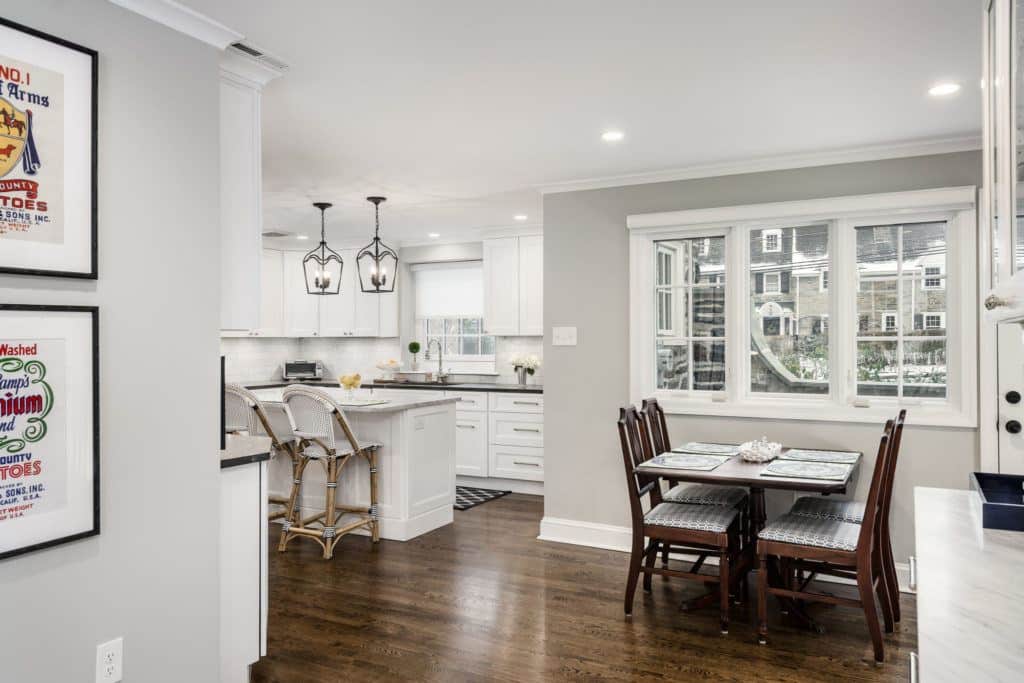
{"left": 856, "top": 419, "right": 894, "bottom": 550}
{"left": 641, "top": 398, "right": 670, "bottom": 455}
{"left": 618, "top": 405, "right": 661, "bottom": 527}
{"left": 877, "top": 409, "right": 906, "bottom": 538}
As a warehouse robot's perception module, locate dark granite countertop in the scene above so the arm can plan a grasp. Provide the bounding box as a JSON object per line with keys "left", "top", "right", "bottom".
{"left": 242, "top": 379, "right": 543, "bottom": 394}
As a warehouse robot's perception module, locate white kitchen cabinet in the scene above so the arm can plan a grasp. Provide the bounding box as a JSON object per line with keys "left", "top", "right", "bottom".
{"left": 378, "top": 289, "right": 399, "bottom": 338}
{"left": 454, "top": 411, "right": 488, "bottom": 476}
{"left": 283, "top": 251, "right": 320, "bottom": 337}
{"left": 483, "top": 237, "right": 520, "bottom": 336}
{"left": 254, "top": 250, "right": 284, "bottom": 336}
{"left": 317, "top": 249, "right": 380, "bottom": 337}
{"left": 518, "top": 235, "right": 543, "bottom": 336}
{"left": 489, "top": 392, "right": 543, "bottom": 414}
{"left": 446, "top": 390, "right": 487, "bottom": 412}
{"left": 489, "top": 444, "right": 543, "bottom": 481}
{"left": 489, "top": 411, "right": 544, "bottom": 448}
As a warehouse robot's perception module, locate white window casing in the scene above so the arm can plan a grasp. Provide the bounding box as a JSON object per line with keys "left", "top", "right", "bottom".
{"left": 627, "top": 186, "right": 978, "bottom": 427}
{"left": 763, "top": 228, "right": 782, "bottom": 253}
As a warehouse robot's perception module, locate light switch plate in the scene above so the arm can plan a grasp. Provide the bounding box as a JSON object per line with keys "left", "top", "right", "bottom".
{"left": 551, "top": 326, "right": 577, "bottom": 346}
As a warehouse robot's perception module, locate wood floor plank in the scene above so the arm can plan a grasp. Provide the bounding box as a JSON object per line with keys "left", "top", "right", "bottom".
{"left": 252, "top": 494, "right": 915, "bottom": 682}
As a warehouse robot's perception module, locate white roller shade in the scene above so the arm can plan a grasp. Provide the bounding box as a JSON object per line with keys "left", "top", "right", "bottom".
{"left": 413, "top": 261, "right": 484, "bottom": 318}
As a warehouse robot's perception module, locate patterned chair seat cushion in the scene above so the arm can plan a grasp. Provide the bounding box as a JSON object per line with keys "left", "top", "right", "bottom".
{"left": 663, "top": 483, "right": 748, "bottom": 507}
{"left": 645, "top": 502, "right": 738, "bottom": 533}
{"left": 789, "top": 496, "right": 865, "bottom": 523}
{"left": 758, "top": 513, "right": 861, "bottom": 552}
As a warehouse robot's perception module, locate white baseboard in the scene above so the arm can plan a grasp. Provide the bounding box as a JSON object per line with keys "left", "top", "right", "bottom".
{"left": 457, "top": 475, "right": 544, "bottom": 496}
{"left": 538, "top": 516, "right": 914, "bottom": 594}
{"left": 275, "top": 502, "right": 453, "bottom": 542}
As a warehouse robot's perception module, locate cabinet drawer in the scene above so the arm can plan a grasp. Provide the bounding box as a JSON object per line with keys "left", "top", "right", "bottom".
{"left": 446, "top": 390, "right": 487, "bottom": 412}
{"left": 489, "top": 392, "right": 543, "bottom": 413}
{"left": 369, "top": 388, "right": 444, "bottom": 400}
{"left": 489, "top": 411, "right": 543, "bottom": 447}
{"left": 489, "top": 444, "right": 544, "bottom": 481}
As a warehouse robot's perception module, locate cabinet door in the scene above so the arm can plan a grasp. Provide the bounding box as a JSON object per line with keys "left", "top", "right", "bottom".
{"left": 517, "top": 235, "right": 543, "bottom": 336}
{"left": 255, "top": 250, "right": 283, "bottom": 337}
{"left": 378, "top": 289, "right": 399, "bottom": 338}
{"left": 455, "top": 411, "right": 488, "bottom": 476}
{"left": 483, "top": 237, "right": 520, "bottom": 336}
{"left": 318, "top": 249, "right": 356, "bottom": 336}
{"left": 488, "top": 444, "right": 543, "bottom": 481}
{"left": 489, "top": 411, "right": 544, "bottom": 447}
{"left": 282, "top": 251, "right": 320, "bottom": 337}
{"left": 353, "top": 278, "right": 381, "bottom": 337}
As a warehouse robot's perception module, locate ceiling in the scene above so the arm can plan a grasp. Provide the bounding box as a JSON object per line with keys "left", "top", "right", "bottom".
{"left": 183, "top": 0, "right": 981, "bottom": 248}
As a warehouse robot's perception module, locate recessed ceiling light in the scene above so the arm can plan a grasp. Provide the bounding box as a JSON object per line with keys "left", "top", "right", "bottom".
{"left": 428, "top": 232, "right": 440, "bottom": 239}
{"left": 601, "top": 130, "right": 624, "bottom": 142}
{"left": 295, "top": 234, "right": 309, "bottom": 240}
{"left": 513, "top": 214, "right": 528, "bottom": 222}
{"left": 928, "top": 82, "right": 961, "bottom": 97}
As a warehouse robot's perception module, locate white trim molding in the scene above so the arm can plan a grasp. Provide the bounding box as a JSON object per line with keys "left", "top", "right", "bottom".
{"left": 108, "top": 0, "right": 243, "bottom": 48}
{"left": 539, "top": 136, "right": 982, "bottom": 195}
{"left": 628, "top": 187, "right": 979, "bottom": 428}
{"left": 221, "top": 50, "right": 285, "bottom": 89}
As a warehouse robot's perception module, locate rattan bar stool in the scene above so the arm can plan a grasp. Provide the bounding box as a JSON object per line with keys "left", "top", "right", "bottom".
{"left": 224, "top": 383, "right": 304, "bottom": 536}
{"left": 281, "top": 385, "right": 381, "bottom": 559}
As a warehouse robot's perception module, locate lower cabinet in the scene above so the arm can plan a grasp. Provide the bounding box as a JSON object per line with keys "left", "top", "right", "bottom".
{"left": 489, "top": 443, "right": 544, "bottom": 481}
{"left": 454, "top": 411, "right": 488, "bottom": 476}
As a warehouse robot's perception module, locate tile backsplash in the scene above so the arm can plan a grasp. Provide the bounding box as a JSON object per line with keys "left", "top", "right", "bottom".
{"left": 221, "top": 335, "right": 543, "bottom": 385}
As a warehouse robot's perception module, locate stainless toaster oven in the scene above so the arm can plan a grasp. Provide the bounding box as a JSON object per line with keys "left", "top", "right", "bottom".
{"left": 283, "top": 360, "right": 324, "bottom": 381}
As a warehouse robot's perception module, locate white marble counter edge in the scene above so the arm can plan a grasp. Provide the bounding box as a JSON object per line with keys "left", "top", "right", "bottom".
{"left": 249, "top": 390, "right": 460, "bottom": 414}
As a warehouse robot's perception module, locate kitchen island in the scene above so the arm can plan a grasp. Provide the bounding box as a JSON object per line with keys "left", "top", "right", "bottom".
{"left": 251, "top": 388, "right": 458, "bottom": 541}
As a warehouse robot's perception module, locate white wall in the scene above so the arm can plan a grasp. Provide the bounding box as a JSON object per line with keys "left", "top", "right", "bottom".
{"left": 0, "top": 2, "right": 222, "bottom": 681}
{"left": 543, "top": 151, "right": 981, "bottom": 564}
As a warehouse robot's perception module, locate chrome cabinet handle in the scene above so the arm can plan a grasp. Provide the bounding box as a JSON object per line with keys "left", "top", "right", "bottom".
{"left": 512, "top": 460, "right": 540, "bottom": 466}
{"left": 908, "top": 556, "right": 917, "bottom": 592}
{"left": 513, "top": 427, "right": 541, "bottom": 433}
{"left": 456, "top": 424, "right": 476, "bottom": 429}
{"left": 909, "top": 652, "right": 918, "bottom": 683}
{"left": 513, "top": 400, "right": 539, "bottom": 406}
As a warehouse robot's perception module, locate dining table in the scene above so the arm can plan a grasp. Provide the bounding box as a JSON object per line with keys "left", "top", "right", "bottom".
{"left": 634, "top": 443, "right": 862, "bottom": 628}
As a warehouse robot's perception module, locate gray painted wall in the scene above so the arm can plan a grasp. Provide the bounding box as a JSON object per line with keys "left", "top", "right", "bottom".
{"left": 543, "top": 151, "right": 981, "bottom": 563}
{"left": 0, "top": 2, "right": 222, "bottom": 681}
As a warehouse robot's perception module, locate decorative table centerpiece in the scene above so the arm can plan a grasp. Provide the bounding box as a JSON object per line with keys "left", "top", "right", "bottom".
{"left": 511, "top": 354, "right": 541, "bottom": 385}
{"left": 739, "top": 436, "right": 782, "bottom": 463}
{"left": 375, "top": 359, "right": 401, "bottom": 381}
{"left": 339, "top": 373, "right": 362, "bottom": 400}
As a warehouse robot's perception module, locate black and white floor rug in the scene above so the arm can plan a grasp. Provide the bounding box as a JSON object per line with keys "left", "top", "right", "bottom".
{"left": 454, "top": 485, "right": 512, "bottom": 511}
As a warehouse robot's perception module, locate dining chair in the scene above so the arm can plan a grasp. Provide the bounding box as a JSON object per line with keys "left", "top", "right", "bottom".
{"left": 756, "top": 419, "right": 895, "bottom": 662}
{"left": 281, "top": 385, "right": 382, "bottom": 559}
{"left": 224, "top": 383, "right": 304, "bottom": 534}
{"left": 786, "top": 409, "right": 906, "bottom": 625}
{"left": 641, "top": 398, "right": 750, "bottom": 585}
{"left": 619, "top": 405, "right": 744, "bottom": 634}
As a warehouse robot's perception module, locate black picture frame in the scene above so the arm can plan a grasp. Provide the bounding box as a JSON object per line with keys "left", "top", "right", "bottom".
{"left": 0, "top": 17, "right": 98, "bottom": 280}
{"left": 0, "top": 303, "right": 100, "bottom": 561}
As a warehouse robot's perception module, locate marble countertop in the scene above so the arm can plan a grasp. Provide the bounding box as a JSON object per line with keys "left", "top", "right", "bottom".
{"left": 221, "top": 434, "right": 272, "bottom": 469}
{"left": 249, "top": 387, "right": 459, "bottom": 414}
{"left": 242, "top": 379, "right": 543, "bottom": 394}
{"left": 914, "top": 487, "right": 1024, "bottom": 682}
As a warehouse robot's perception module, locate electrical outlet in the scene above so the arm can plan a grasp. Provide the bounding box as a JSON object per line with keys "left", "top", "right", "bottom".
{"left": 95, "top": 637, "right": 123, "bottom": 683}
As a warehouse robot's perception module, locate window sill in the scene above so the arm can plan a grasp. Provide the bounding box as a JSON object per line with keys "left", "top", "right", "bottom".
{"left": 654, "top": 395, "right": 976, "bottom": 428}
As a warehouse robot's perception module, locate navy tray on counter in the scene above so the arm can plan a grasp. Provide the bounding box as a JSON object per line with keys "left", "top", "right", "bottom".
{"left": 970, "top": 472, "right": 1024, "bottom": 532}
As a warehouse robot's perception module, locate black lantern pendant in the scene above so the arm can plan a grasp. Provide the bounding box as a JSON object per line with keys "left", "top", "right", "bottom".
{"left": 303, "top": 202, "right": 344, "bottom": 295}
{"left": 356, "top": 196, "right": 398, "bottom": 293}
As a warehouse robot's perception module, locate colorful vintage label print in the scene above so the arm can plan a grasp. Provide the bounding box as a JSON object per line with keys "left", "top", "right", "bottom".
{"left": 0, "top": 54, "right": 64, "bottom": 244}
{"left": 0, "top": 340, "right": 66, "bottom": 522}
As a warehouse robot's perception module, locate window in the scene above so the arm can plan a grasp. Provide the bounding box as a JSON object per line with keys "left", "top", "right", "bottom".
{"left": 654, "top": 236, "right": 725, "bottom": 392}
{"left": 629, "top": 186, "right": 977, "bottom": 426}
{"left": 750, "top": 225, "right": 829, "bottom": 395}
{"left": 923, "top": 265, "right": 944, "bottom": 290}
{"left": 413, "top": 261, "right": 495, "bottom": 371}
{"left": 855, "top": 221, "right": 947, "bottom": 400}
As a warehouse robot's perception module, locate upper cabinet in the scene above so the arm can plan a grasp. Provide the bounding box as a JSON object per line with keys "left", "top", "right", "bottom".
{"left": 318, "top": 249, "right": 381, "bottom": 337}
{"left": 256, "top": 250, "right": 284, "bottom": 337}
{"left": 283, "top": 250, "right": 320, "bottom": 337}
{"left": 483, "top": 236, "right": 543, "bottom": 337}
{"left": 219, "top": 52, "right": 282, "bottom": 333}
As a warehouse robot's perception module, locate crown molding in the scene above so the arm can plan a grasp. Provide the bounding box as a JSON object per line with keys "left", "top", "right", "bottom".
{"left": 220, "top": 49, "right": 284, "bottom": 88}
{"left": 108, "top": 0, "right": 243, "bottom": 49}
{"left": 538, "top": 135, "right": 982, "bottom": 195}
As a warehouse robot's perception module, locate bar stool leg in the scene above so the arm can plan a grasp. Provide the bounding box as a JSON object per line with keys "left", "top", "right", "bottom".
{"left": 278, "top": 456, "right": 310, "bottom": 552}
{"left": 322, "top": 457, "right": 339, "bottom": 560}
{"left": 367, "top": 448, "right": 380, "bottom": 543}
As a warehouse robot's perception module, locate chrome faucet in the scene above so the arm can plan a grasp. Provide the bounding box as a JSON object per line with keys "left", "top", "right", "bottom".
{"left": 425, "top": 339, "right": 447, "bottom": 383}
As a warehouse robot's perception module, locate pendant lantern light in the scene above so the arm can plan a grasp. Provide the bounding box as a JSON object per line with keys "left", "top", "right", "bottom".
{"left": 303, "top": 202, "right": 343, "bottom": 295}
{"left": 356, "top": 196, "right": 399, "bottom": 293}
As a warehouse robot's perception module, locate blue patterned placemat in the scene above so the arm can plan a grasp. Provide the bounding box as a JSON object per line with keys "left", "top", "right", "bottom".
{"left": 651, "top": 453, "right": 732, "bottom": 471}
{"left": 761, "top": 460, "right": 853, "bottom": 481}
{"left": 778, "top": 449, "right": 859, "bottom": 465}
{"left": 671, "top": 442, "right": 740, "bottom": 456}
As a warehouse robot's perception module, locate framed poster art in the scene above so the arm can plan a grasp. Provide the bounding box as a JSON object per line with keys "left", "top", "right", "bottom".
{"left": 0, "top": 18, "right": 97, "bottom": 279}
{"left": 0, "top": 304, "right": 99, "bottom": 561}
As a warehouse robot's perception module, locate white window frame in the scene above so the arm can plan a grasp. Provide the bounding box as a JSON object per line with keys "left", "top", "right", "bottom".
{"left": 924, "top": 311, "right": 946, "bottom": 330}
{"left": 763, "top": 228, "right": 782, "bottom": 253}
{"left": 628, "top": 186, "right": 977, "bottom": 427}
{"left": 922, "top": 265, "right": 945, "bottom": 290}
{"left": 882, "top": 310, "right": 898, "bottom": 332}
{"left": 763, "top": 272, "right": 781, "bottom": 294}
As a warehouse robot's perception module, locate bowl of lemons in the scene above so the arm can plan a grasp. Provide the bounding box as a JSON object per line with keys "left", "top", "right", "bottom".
{"left": 338, "top": 373, "right": 362, "bottom": 399}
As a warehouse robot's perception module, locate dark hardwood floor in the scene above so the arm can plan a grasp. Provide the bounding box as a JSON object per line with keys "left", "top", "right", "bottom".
{"left": 252, "top": 494, "right": 915, "bottom": 682}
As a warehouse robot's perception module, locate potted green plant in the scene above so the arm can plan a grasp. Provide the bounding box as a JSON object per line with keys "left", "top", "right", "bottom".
{"left": 408, "top": 341, "right": 421, "bottom": 370}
